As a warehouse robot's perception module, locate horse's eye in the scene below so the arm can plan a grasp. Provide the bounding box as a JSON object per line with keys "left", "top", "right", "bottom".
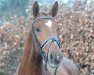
{"left": 35, "top": 27, "right": 40, "bottom": 32}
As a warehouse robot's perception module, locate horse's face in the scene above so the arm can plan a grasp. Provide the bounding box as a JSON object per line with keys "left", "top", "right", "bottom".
{"left": 33, "top": 17, "right": 58, "bottom": 42}
{"left": 32, "top": 1, "right": 63, "bottom": 67}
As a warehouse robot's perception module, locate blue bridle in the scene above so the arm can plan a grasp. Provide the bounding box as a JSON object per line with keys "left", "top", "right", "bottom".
{"left": 32, "top": 17, "right": 60, "bottom": 75}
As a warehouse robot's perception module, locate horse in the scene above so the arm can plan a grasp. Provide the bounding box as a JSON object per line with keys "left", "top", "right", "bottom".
{"left": 15, "top": 1, "right": 80, "bottom": 75}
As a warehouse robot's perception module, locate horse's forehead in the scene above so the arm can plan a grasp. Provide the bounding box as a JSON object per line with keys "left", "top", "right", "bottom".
{"left": 37, "top": 19, "right": 55, "bottom": 28}
{"left": 45, "top": 20, "right": 53, "bottom": 28}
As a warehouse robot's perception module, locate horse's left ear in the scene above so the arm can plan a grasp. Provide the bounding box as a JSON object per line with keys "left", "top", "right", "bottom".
{"left": 33, "top": 1, "right": 39, "bottom": 18}
{"left": 50, "top": 1, "right": 58, "bottom": 17}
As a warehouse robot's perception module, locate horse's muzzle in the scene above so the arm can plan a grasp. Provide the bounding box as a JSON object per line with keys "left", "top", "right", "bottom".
{"left": 50, "top": 53, "right": 63, "bottom": 64}
{"left": 47, "top": 42, "right": 63, "bottom": 68}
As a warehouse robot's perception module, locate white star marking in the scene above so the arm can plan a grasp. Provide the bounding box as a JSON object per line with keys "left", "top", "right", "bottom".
{"left": 45, "top": 20, "right": 52, "bottom": 28}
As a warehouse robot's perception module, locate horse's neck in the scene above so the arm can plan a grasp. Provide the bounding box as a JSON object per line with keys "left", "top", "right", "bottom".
{"left": 25, "top": 52, "right": 43, "bottom": 75}
{"left": 18, "top": 30, "right": 43, "bottom": 75}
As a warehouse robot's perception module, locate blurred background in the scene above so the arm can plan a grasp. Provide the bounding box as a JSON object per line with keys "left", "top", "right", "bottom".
{"left": 0, "top": 0, "right": 94, "bottom": 75}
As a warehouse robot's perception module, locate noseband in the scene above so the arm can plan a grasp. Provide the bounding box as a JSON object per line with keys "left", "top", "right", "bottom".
{"left": 32, "top": 17, "right": 60, "bottom": 75}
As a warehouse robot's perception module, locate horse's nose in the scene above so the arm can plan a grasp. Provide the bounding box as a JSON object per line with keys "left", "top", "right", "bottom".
{"left": 50, "top": 53, "right": 63, "bottom": 64}
{"left": 48, "top": 42, "right": 63, "bottom": 60}
{"left": 46, "top": 41, "right": 63, "bottom": 67}
{"left": 48, "top": 52, "right": 63, "bottom": 68}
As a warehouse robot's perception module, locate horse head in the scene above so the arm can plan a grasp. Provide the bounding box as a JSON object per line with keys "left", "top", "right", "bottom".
{"left": 32, "top": 1, "right": 63, "bottom": 69}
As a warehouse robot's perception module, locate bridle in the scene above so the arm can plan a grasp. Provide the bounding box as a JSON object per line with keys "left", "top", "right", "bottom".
{"left": 32, "top": 17, "right": 61, "bottom": 75}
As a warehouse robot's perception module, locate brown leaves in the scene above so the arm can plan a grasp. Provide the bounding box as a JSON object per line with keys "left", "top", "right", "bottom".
{"left": 0, "top": 16, "right": 31, "bottom": 74}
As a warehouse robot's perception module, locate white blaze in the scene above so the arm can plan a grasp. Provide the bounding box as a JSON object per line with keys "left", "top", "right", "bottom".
{"left": 45, "top": 20, "right": 52, "bottom": 28}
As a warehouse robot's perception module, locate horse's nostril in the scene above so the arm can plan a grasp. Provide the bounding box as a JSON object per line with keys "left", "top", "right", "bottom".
{"left": 50, "top": 54, "right": 62, "bottom": 62}
{"left": 50, "top": 53, "right": 53, "bottom": 59}
{"left": 48, "top": 53, "right": 63, "bottom": 68}
{"left": 57, "top": 55, "right": 63, "bottom": 60}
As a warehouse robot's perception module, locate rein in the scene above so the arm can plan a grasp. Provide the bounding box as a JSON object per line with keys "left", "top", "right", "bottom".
{"left": 32, "top": 17, "right": 60, "bottom": 75}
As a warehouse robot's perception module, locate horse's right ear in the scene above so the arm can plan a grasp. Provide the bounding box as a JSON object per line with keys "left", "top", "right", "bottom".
{"left": 33, "top": 1, "right": 39, "bottom": 18}
{"left": 50, "top": 1, "right": 58, "bottom": 17}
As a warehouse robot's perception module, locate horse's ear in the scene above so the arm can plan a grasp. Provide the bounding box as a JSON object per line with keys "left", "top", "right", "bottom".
{"left": 50, "top": 1, "right": 58, "bottom": 17}
{"left": 33, "top": 1, "right": 39, "bottom": 18}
